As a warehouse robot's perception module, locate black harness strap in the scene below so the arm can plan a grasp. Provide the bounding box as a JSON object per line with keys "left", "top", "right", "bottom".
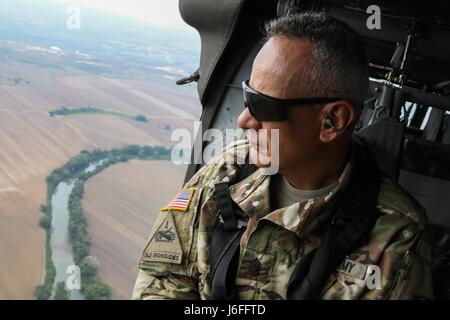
{"left": 209, "top": 163, "right": 256, "bottom": 300}
{"left": 214, "top": 182, "right": 239, "bottom": 231}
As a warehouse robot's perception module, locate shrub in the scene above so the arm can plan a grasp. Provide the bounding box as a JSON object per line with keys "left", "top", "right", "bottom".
{"left": 54, "top": 282, "right": 69, "bottom": 300}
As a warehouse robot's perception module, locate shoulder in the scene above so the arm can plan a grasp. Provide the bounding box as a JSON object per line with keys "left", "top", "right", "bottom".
{"left": 183, "top": 139, "right": 250, "bottom": 189}
{"left": 376, "top": 176, "right": 428, "bottom": 232}
{"left": 160, "top": 139, "right": 250, "bottom": 225}
{"left": 373, "top": 178, "right": 434, "bottom": 299}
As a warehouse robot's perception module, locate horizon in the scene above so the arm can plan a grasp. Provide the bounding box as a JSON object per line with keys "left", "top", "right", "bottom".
{"left": 46, "top": 0, "right": 189, "bottom": 29}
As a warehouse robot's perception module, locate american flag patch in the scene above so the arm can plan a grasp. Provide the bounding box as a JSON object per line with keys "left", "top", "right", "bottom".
{"left": 161, "top": 188, "right": 195, "bottom": 211}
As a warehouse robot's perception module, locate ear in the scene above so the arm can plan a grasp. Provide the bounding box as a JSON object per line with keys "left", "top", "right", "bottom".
{"left": 319, "top": 101, "right": 356, "bottom": 143}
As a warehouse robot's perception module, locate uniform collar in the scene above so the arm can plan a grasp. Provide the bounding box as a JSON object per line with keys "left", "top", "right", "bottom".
{"left": 229, "top": 168, "right": 271, "bottom": 220}
{"left": 229, "top": 164, "right": 351, "bottom": 240}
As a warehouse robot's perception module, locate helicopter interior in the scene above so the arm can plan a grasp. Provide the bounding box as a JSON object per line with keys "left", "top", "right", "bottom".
{"left": 178, "top": 0, "right": 450, "bottom": 267}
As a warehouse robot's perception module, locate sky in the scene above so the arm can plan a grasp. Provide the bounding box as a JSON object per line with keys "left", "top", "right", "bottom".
{"left": 47, "top": 0, "right": 188, "bottom": 29}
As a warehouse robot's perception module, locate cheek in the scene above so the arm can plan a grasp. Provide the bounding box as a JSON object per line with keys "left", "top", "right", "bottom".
{"left": 276, "top": 122, "right": 307, "bottom": 162}
{"left": 257, "top": 123, "right": 288, "bottom": 159}
{"left": 260, "top": 123, "right": 279, "bottom": 147}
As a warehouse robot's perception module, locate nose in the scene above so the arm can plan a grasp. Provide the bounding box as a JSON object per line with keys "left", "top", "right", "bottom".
{"left": 237, "top": 107, "right": 262, "bottom": 130}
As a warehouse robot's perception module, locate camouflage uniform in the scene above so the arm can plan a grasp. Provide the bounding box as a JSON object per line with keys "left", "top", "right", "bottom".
{"left": 132, "top": 140, "right": 434, "bottom": 300}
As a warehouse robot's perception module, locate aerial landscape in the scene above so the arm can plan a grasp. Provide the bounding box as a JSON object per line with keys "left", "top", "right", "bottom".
{"left": 0, "top": 0, "right": 201, "bottom": 299}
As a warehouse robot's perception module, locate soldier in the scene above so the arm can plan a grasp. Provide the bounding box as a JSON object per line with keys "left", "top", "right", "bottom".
{"left": 132, "top": 12, "right": 433, "bottom": 300}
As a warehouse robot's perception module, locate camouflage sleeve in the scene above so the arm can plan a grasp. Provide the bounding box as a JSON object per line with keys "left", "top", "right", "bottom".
{"left": 362, "top": 224, "right": 434, "bottom": 300}
{"left": 132, "top": 266, "right": 199, "bottom": 300}
{"left": 386, "top": 227, "right": 434, "bottom": 300}
{"left": 131, "top": 186, "right": 204, "bottom": 300}
{"left": 132, "top": 140, "right": 247, "bottom": 300}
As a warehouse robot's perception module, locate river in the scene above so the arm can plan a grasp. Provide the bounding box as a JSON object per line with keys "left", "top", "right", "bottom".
{"left": 49, "top": 160, "right": 105, "bottom": 299}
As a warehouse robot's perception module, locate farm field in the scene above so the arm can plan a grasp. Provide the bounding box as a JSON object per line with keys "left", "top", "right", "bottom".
{"left": 0, "top": 75, "right": 200, "bottom": 299}
{"left": 81, "top": 160, "right": 187, "bottom": 299}
{"left": 0, "top": 0, "right": 202, "bottom": 299}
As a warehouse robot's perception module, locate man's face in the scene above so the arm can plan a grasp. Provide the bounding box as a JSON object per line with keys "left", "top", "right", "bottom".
{"left": 238, "top": 36, "right": 324, "bottom": 173}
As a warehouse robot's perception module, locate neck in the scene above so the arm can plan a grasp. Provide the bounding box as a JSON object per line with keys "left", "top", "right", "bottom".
{"left": 281, "top": 141, "right": 350, "bottom": 190}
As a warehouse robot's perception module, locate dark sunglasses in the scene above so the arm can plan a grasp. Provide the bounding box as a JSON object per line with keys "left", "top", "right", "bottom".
{"left": 242, "top": 80, "right": 344, "bottom": 121}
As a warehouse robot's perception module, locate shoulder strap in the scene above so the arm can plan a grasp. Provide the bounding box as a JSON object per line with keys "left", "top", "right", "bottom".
{"left": 287, "top": 137, "right": 382, "bottom": 299}
{"left": 209, "top": 163, "right": 256, "bottom": 300}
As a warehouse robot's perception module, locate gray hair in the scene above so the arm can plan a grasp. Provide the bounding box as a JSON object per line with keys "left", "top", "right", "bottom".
{"left": 264, "top": 12, "right": 369, "bottom": 105}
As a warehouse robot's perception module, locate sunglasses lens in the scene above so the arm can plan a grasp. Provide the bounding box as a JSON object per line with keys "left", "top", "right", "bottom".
{"left": 242, "top": 80, "right": 347, "bottom": 121}
{"left": 243, "top": 89, "right": 288, "bottom": 121}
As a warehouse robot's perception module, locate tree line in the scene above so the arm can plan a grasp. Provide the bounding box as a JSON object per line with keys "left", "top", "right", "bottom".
{"left": 35, "top": 144, "right": 171, "bottom": 300}
{"left": 49, "top": 106, "right": 148, "bottom": 123}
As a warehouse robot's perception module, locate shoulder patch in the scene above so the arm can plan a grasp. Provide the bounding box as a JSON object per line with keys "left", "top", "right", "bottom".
{"left": 142, "top": 212, "right": 183, "bottom": 264}
{"left": 161, "top": 188, "right": 195, "bottom": 211}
